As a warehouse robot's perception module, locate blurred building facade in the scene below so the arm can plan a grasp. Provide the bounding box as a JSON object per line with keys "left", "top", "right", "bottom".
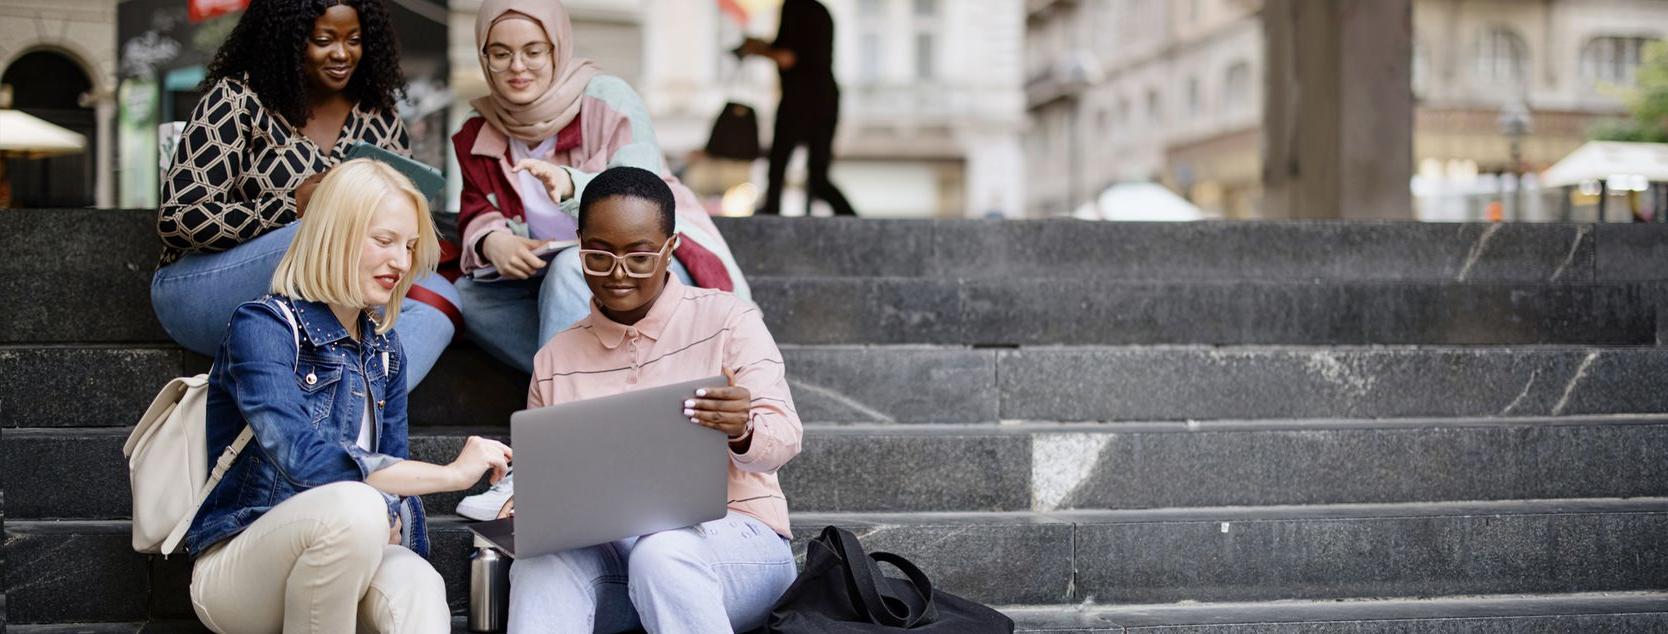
{"left": 1024, "top": 0, "right": 1668, "bottom": 220}
{"left": 1, "top": 0, "right": 118, "bottom": 208}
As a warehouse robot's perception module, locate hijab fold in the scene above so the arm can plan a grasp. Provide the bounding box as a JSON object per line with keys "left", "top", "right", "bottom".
{"left": 471, "top": 0, "right": 601, "bottom": 143}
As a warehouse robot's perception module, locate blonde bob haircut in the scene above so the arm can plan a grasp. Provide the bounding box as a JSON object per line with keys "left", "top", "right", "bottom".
{"left": 270, "top": 159, "right": 439, "bottom": 335}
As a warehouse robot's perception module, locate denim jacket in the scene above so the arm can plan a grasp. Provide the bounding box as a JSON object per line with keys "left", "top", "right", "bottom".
{"left": 185, "top": 295, "right": 429, "bottom": 558}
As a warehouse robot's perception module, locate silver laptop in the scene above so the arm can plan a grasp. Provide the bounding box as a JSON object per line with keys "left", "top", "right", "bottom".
{"left": 467, "top": 375, "right": 730, "bottom": 558}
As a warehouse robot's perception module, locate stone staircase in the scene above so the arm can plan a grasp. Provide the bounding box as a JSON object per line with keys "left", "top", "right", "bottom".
{"left": 5, "top": 209, "right": 1668, "bottom": 632}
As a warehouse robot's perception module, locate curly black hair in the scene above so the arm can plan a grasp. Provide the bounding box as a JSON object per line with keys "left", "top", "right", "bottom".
{"left": 202, "top": 0, "right": 406, "bottom": 128}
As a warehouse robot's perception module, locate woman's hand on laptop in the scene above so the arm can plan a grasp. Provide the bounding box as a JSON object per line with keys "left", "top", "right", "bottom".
{"left": 497, "top": 498, "right": 514, "bottom": 519}
{"left": 448, "top": 435, "right": 514, "bottom": 490}
{"left": 685, "top": 367, "right": 752, "bottom": 440}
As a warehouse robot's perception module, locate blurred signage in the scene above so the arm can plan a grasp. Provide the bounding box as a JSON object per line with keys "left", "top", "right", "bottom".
{"left": 189, "top": 0, "right": 248, "bottom": 23}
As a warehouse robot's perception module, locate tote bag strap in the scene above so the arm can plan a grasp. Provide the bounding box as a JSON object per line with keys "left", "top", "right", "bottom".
{"left": 825, "top": 526, "right": 935, "bottom": 628}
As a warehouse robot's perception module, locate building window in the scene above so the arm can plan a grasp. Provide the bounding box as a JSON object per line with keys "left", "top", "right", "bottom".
{"left": 1147, "top": 89, "right": 1162, "bottom": 124}
{"left": 1223, "top": 61, "right": 1250, "bottom": 112}
{"left": 1472, "top": 26, "right": 1528, "bottom": 86}
{"left": 913, "top": 0, "right": 936, "bottom": 17}
{"left": 915, "top": 32, "right": 935, "bottom": 80}
{"left": 1186, "top": 76, "right": 1201, "bottom": 118}
{"left": 861, "top": 31, "right": 883, "bottom": 83}
{"left": 860, "top": 0, "right": 886, "bottom": 19}
{"left": 1581, "top": 36, "right": 1654, "bottom": 85}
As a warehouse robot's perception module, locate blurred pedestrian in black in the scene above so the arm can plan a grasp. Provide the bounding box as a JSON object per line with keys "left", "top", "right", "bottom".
{"left": 739, "top": 0, "right": 857, "bottom": 216}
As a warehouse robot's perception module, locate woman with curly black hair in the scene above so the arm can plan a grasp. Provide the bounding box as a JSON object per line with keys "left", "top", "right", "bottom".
{"left": 152, "top": 0, "right": 461, "bottom": 390}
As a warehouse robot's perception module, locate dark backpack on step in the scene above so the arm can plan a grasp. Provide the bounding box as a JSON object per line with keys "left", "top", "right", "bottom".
{"left": 764, "top": 525, "right": 1014, "bottom": 633}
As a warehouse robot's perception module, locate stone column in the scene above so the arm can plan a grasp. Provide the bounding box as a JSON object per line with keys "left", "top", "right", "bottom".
{"left": 95, "top": 96, "right": 116, "bottom": 209}
{"left": 1261, "top": 0, "right": 1413, "bottom": 220}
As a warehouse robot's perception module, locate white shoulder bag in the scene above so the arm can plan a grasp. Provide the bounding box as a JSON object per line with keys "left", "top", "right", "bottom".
{"left": 122, "top": 300, "right": 301, "bottom": 555}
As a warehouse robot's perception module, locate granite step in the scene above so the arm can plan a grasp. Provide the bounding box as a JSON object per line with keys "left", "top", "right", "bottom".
{"left": 11, "top": 210, "right": 1668, "bottom": 347}
{"left": 13, "top": 269, "right": 1668, "bottom": 346}
{"left": 10, "top": 592, "right": 1668, "bottom": 632}
{"left": 10, "top": 343, "right": 1668, "bottom": 430}
{"left": 17, "top": 209, "right": 1664, "bottom": 288}
{"left": 711, "top": 216, "right": 1668, "bottom": 283}
{"left": 748, "top": 277, "right": 1664, "bottom": 346}
{"left": 998, "top": 591, "right": 1668, "bottom": 632}
{"left": 9, "top": 418, "right": 1668, "bottom": 520}
{"left": 7, "top": 500, "right": 1667, "bottom": 623}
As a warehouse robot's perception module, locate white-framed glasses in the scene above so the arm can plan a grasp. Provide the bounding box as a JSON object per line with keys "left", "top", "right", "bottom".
{"left": 578, "top": 238, "right": 677, "bottom": 278}
{"left": 482, "top": 43, "right": 552, "bottom": 73}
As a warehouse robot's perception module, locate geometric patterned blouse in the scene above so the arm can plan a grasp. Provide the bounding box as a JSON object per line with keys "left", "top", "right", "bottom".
{"left": 156, "top": 76, "right": 409, "bottom": 266}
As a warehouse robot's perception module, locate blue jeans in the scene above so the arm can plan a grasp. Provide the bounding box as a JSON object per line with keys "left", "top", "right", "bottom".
{"left": 150, "top": 223, "right": 459, "bottom": 388}
{"left": 455, "top": 247, "right": 691, "bottom": 374}
{"left": 508, "top": 512, "right": 797, "bottom": 634}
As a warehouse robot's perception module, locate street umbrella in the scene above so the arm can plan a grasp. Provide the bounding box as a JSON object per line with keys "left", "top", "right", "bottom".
{"left": 0, "top": 108, "right": 87, "bottom": 207}
{"left": 0, "top": 108, "right": 86, "bottom": 158}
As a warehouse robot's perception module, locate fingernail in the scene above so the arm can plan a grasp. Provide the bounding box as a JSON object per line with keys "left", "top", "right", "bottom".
{"left": 683, "top": 408, "right": 694, "bottom": 416}
{"left": 684, "top": 399, "right": 695, "bottom": 407}
{"left": 696, "top": 389, "right": 708, "bottom": 397}
{"left": 689, "top": 417, "right": 700, "bottom": 424}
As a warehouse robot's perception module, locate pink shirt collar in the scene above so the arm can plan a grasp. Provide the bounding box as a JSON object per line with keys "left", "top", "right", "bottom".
{"left": 582, "top": 274, "right": 687, "bottom": 350}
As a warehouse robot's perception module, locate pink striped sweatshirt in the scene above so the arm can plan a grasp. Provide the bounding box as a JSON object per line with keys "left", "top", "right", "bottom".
{"left": 527, "top": 275, "right": 801, "bottom": 537}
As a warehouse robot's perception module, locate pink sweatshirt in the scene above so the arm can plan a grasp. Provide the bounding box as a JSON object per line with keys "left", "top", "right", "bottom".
{"left": 528, "top": 276, "right": 802, "bottom": 537}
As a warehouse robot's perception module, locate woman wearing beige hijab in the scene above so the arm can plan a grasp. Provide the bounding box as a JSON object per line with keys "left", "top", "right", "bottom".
{"left": 451, "top": 0, "right": 750, "bottom": 377}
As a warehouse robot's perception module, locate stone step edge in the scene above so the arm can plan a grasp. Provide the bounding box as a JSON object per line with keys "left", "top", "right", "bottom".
{"left": 16, "top": 342, "right": 1668, "bottom": 352}
{"left": 736, "top": 274, "right": 1665, "bottom": 285}
{"left": 1000, "top": 590, "right": 1668, "bottom": 628}
{"left": 18, "top": 414, "right": 1668, "bottom": 439}
{"left": 13, "top": 498, "right": 1668, "bottom": 535}
{"left": 9, "top": 592, "right": 1667, "bottom": 633}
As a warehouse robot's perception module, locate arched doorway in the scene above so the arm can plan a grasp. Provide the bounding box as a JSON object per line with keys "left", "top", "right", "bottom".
{"left": 3, "top": 49, "right": 96, "bottom": 207}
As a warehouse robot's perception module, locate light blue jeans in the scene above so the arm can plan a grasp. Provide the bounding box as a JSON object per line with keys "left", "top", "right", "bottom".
{"left": 150, "top": 223, "right": 459, "bottom": 388}
{"left": 508, "top": 512, "right": 797, "bottom": 634}
{"left": 455, "top": 247, "right": 691, "bottom": 374}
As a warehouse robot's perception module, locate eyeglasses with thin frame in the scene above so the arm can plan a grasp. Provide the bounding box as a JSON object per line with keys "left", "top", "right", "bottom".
{"left": 482, "top": 43, "right": 552, "bottom": 73}
{"left": 578, "top": 238, "right": 677, "bottom": 278}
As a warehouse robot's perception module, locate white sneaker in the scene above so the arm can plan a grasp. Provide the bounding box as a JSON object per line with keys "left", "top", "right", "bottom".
{"left": 457, "top": 469, "right": 514, "bottom": 521}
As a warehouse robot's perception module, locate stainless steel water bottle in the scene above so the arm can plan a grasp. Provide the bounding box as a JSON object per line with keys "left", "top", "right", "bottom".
{"left": 469, "top": 537, "right": 510, "bottom": 632}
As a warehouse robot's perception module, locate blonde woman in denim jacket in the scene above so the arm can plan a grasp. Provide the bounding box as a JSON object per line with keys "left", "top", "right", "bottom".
{"left": 184, "top": 160, "right": 512, "bottom": 633}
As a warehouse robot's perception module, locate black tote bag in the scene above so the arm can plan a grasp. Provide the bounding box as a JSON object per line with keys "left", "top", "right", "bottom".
{"left": 705, "top": 101, "right": 762, "bottom": 161}
{"left": 764, "top": 526, "right": 1014, "bottom": 633}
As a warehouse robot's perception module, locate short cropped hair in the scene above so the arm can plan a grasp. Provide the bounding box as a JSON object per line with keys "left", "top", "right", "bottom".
{"left": 270, "top": 159, "right": 439, "bottom": 334}
{"left": 577, "top": 166, "right": 677, "bottom": 237}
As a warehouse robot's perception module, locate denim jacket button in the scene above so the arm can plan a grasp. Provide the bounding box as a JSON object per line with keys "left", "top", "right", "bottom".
{"left": 377, "top": 400, "right": 386, "bottom": 409}
{"left": 305, "top": 372, "right": 318, "bottom": 385}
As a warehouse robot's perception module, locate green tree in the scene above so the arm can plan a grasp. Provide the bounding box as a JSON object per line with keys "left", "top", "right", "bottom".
{"left": 1595, "top": 40, "right": 1668, "bottom": 143}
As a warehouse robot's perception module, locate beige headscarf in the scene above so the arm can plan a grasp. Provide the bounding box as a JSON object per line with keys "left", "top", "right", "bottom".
{"left": 471, "top": 0, "right": 601, "bottom": 143}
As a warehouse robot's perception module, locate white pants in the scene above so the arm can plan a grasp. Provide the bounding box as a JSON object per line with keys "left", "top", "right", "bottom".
{"left": 190, "top": 482, "right": 450, "bottom": 634}
{"left": 508, "top": 512, "right": 796, "bottom": 634}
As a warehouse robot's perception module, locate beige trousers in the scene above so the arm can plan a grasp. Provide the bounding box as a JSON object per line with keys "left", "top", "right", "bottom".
{"left": 190, "top": 482, "right": 450, "bottom": 634}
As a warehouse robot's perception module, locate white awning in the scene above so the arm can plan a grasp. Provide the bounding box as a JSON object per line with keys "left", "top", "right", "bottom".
{"left": 0, "top": 109, "right": 86, "bottom": 158}
{"left": 1093, "top": 181, "right": 1207, "bottom": 222}
{"left": 1540, "top": 140, "right": 1668, "bottom": 188}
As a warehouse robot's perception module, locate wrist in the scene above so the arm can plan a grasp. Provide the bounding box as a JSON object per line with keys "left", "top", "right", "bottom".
{"left": 727, "top": 417, "right": 755, "bottom": 445}
{"left": 444, "top": 462, "right": 474, "bottom": 491}
{"left": 476, "top": 230, "right": 503, "bottom": 259}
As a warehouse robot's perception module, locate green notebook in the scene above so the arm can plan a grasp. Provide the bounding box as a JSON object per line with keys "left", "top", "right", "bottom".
{"left": 343, "top": 141, "right": 446, "bottom": 203}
